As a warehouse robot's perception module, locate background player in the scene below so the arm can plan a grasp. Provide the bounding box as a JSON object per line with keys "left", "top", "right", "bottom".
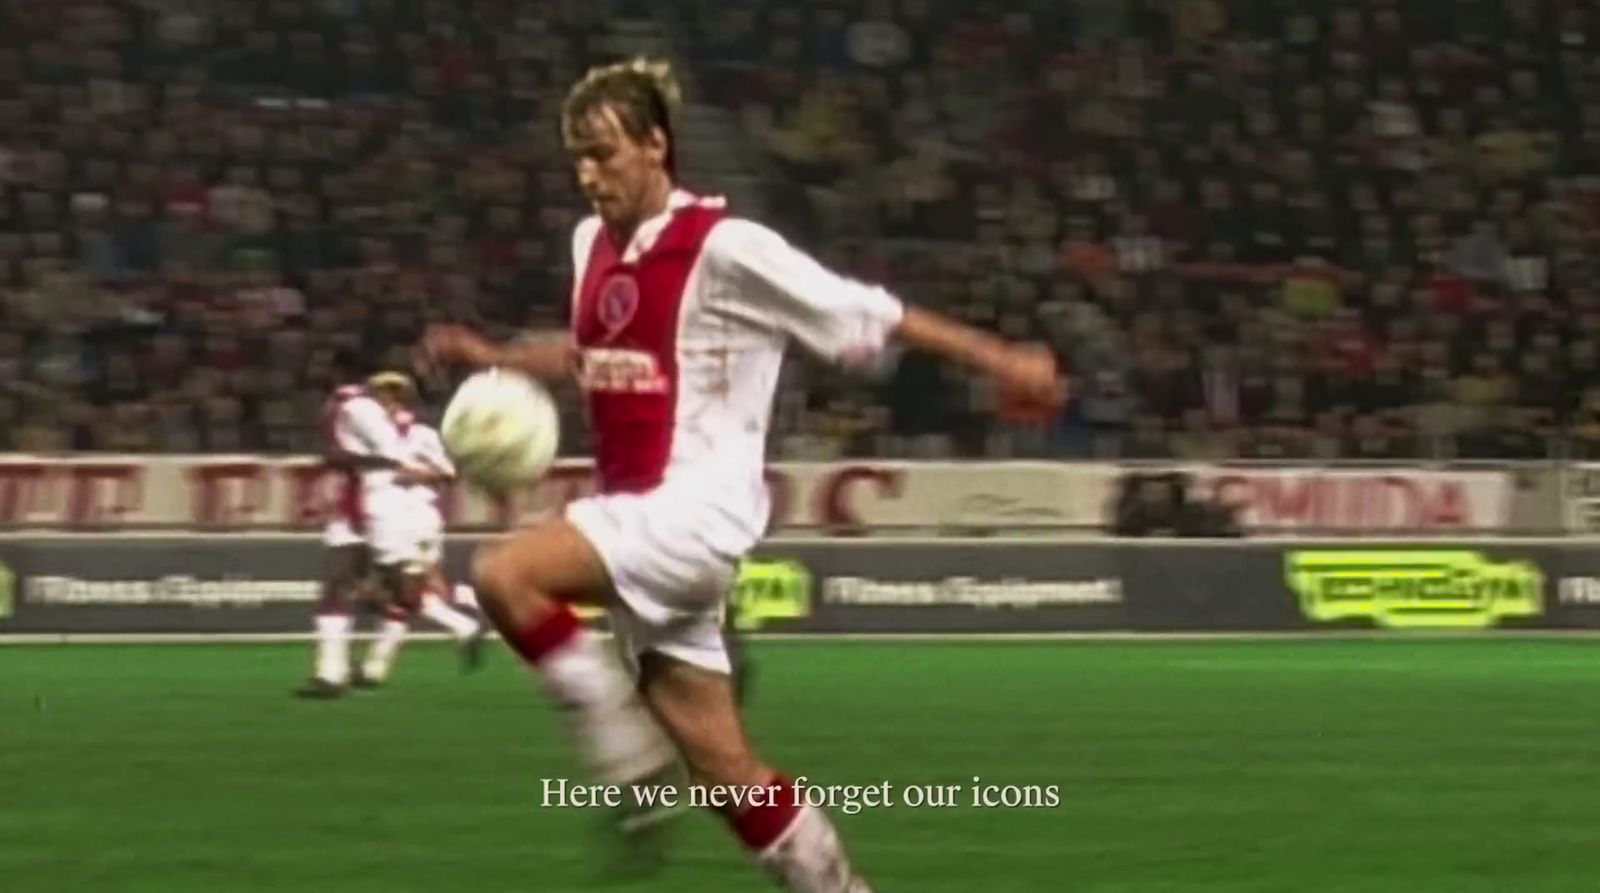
{"left": 422, "top": 57, "right": 1064, "bottom": 893}
{"left": 354, "top": 372, "right": 486, "bottom": 687}
{"left": 297, "top": 354, "right": 426, "bottom": 699}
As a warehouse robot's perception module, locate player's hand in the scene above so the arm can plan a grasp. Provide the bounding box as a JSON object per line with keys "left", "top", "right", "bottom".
{"left": 394, "top": 462, "right": 431, "bottom": 485}
{"left": 420, "top": 324, "right": 500, "bottom": 369}
{"left": 989, "top": 343, "right": 1068, "bottom": 416}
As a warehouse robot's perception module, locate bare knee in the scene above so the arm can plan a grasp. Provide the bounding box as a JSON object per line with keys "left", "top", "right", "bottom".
{"left": 471, "top": 521, "right": 614, "bottom": 628}
{"left": 472, "top": 541, "right": 552, "bottom": 627}
{"left": 471, "top": 542, "right": 515, "bottom": 602}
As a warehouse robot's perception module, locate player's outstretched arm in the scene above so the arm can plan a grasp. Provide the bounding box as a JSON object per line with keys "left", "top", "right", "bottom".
{"left": 419, "top": 325, "right": 577, "bottom": 383}
{"left": 394, "top": 462, "right": 453, "bottom": 486}
{"left": 399, "top": 430, "right": 457, "bottom": 486}
{"left": 891, "top": 305, "right": 1066, "bottom": 410}
{"left": 704, "top": 220, "right": 1067, "bottom": 413}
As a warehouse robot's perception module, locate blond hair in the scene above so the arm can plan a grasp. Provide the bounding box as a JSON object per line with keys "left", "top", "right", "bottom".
{"left": 562, "top": 56, "right": 684, "bottom": 172}
{"left": 367, "top": 371, "right": 417, "bottom": 403}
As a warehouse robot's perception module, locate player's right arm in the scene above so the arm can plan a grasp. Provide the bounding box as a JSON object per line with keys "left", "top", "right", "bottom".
{"left": 400, "top": 427, "right": 456, "bottom": 485}
{"left": 419, "top": 217, "right": 594, "bottom": 382}
{"left": 420, "top": 326, "right": 578, "bottom": 382}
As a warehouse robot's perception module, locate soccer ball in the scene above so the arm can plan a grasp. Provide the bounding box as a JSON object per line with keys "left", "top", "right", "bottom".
{"left": 440, "top": 368, "right": 561, "bottom": 493}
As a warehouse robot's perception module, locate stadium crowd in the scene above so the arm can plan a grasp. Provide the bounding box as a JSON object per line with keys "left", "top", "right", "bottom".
{"left": 4, "top": 0, "right": 1600, "bottom": 461}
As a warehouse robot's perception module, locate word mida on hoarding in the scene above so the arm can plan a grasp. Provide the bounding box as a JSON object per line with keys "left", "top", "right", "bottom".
{"left": 1196, "top": 470, "right": 1497, "bottom": 530}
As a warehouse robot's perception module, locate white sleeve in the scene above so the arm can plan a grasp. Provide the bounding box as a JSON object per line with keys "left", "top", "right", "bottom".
{"left": 702, "top": 219, "right": 905, "bottom": 370}
{"left": 345, "top": 398, "right": 408, "bottom": 462}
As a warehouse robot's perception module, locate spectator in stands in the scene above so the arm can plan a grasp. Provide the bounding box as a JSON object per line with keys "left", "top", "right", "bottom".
{"left": 1110, "top": 471, "right": 1240, "bottom": 538}
{"left": 5, "top": 0, "right": 1600, "bottom": 461}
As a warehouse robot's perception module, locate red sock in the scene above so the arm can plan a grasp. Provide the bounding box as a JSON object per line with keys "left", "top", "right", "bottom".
{"left": 730, "top": 772, "right": 802, "bottom": 851}
{"left": 506, "top": 604, "right": 581, "bottom": 665}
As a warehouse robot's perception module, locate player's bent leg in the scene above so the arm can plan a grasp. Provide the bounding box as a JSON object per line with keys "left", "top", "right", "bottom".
{"left": 472, "top": 519, "right": 677, "bottom": 786}
{"left": 415, "top": 565, "right": 486, "bottom": 672}
{"left": 638, "top": 652, "right": 873, "bottom": 893}
{"left": 357, "top": 563, "right": 420, "bottom": 688}
{"left": 471, "top": 519, "right": 611, "bottom": 628}
{"left": 297, "top": 543, "right": 369, "bottom": 698}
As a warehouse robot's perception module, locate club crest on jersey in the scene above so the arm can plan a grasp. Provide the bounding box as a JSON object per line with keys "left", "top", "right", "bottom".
{"left": 596, "top": 272, "right": 640, "bottom": 338}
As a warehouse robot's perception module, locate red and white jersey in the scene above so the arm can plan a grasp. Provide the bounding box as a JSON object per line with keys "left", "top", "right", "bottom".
{"left": 570, "top": 189, "right": 904, "bottom": 540}
{"left": 323, "top": 385, "right": 407, "bottom": 531}
{"left": 392, "top": 410, "right": 452, "bottom": 515}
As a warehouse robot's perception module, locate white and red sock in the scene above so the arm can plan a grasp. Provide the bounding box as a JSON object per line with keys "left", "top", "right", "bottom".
{"left": 733, "top": 773, "right": 869, "bottom": 893}
{"left": 314, "top": 612, "right": 353, "bottom": 685}
{"left": 420, "top": 589, "right": 480, "bottom": 641}
{"left": 505, "top": 604, "right": 675, "bottom": 783}
{"left": 362, "top": 608, "right": 411, "bottom": 681}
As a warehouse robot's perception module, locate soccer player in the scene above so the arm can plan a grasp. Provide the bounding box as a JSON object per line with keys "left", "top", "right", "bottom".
{"left": 354, "top": 372, "right": 487, "bottom": 686}
{"left": 421, "top": 58, "right": 1064, "bottom": 892}
{"left": 297, "top": 354, "right": 428, "bottom": 698}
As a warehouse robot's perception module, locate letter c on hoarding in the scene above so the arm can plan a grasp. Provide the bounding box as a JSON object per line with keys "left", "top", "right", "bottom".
{"left": 817, "top": 465, "right": 905, "bottom": 536}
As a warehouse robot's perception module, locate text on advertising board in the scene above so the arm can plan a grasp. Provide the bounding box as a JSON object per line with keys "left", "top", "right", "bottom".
{"left": 1561, "top": 462, "right": 1600, "bottom": 533}
{"left": 25, "top": 576, "right": 322, "bottom": 607}
{"left": 0, "top": 457, "right": 1114, "bottom": 533}
{"left": 1284, "top": 551, "right": 1543, "bottom": 629}
{"left": 0, "top": 457, "right": 1514, "bottom": 534}
{"left": 733, "top": 559, "right": 813, "bottom": 630}
{"left": 1186, "top": 468, "right": 1509, "bottom": 531}
{"left": 821, "top": 577, "right": 1124, "bottom": 608}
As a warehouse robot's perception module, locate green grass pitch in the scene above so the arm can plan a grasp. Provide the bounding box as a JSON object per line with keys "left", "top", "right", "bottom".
{"left": 3, "top": 639, "right": 1600, "bottom": 892}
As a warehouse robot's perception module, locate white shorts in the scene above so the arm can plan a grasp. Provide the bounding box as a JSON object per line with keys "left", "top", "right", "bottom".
{"left": 369, "top": 509, "right": 443, "bottom": 573}
{"left": 565, "top": 486, "right": 758, "bottom": 677}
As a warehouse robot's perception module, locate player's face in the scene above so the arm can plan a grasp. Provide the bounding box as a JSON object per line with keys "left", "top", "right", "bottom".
{"left": 565, "top": 104, "right": 669, "bottom": 230}
{"left": 372, "top": 387, "right": 404, "bottom": 415}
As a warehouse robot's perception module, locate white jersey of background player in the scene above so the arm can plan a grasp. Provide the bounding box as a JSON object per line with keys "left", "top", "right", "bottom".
{"left": 355, "top": 387, "right": 487, "bottom": 686}
{"left": 396, "top": 411, "right": 452, "bottom": 518}
{"left": 304, "top": 382, "right": 412, "bottom": 694}
{"left": 321, "top": 384, "right": 409, "bottom": 551}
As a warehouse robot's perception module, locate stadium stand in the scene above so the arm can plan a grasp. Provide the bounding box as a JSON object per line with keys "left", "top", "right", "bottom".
{"left": 3, "top": 0, "right": 1598, "bottom": 460}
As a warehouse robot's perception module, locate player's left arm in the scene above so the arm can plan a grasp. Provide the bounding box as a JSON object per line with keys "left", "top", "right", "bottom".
{"left": 407, "top": 428, "right": 457, "bottom": 484}
{"left": 324, "top": 450, "right": 399, "bottom": 471}
{"left": 702, "top": 220, "right": 1066, "bottom": 409}
{"left": 349, "top": 399, "right": 431, "bottom": 479}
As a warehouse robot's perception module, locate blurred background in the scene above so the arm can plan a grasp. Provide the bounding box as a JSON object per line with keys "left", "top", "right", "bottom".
{"left": 4, "top": 0, "right": 1599, "bottom": 466}
{"left": 10, "top": 11, "right": 1600, "bottom": 892}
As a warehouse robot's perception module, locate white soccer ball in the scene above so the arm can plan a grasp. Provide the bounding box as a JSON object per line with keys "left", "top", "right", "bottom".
{"left": 440, "top": 368, "right": 561, "bottom": 493}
